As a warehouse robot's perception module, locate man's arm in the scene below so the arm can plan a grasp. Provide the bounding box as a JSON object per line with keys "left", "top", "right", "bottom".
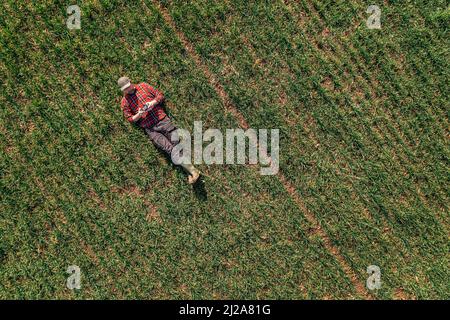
{"left": 122, "top": 99, "right": 145, "bottom": 123}
{"left": 142, "top": 83, "right": 165, "bottom": 110}
{"left": 131, "top": 109, "right": 145, "bottom": 122}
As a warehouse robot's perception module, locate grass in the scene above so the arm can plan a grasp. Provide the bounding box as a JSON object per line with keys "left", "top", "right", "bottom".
{"left": 0, "top": 0, "right": 448, "bottom": 299}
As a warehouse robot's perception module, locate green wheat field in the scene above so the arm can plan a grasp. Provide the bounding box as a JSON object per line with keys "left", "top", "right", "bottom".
{"left": 1, "top": 0, "right": 449, "bottom": 299}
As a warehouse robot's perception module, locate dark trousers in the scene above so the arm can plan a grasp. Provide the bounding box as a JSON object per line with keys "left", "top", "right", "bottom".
{"left": 144, "top": 117, "right": 179, "bottom": 155}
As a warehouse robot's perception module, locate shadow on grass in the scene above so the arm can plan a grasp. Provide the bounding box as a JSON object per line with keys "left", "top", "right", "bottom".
{"left": 192, "top": 177, "right": 207, "bottom": 201}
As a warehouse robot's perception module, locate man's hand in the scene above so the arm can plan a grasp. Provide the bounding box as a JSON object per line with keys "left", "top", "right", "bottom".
{"left": 131, "top": 100, "right": 157, "bottom": 122}
{"left": 131, "top": 108, "right": 145, "bottom": 122}
{"left": 144, "top": 99, "right": 157, "bottom": 111}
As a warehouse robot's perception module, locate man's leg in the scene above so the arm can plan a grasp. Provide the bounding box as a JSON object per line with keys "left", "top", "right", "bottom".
{"left": 157, "top": 119, "right": 201, "bottom": 183}
{"left": 144, "top": 128, "right": 175, "bottom": 155}
{"left": 145, "top": 120, "right": 200, "bottom": 184}
{"left": 154, "top": 117, "right": 179, "bottom": 145}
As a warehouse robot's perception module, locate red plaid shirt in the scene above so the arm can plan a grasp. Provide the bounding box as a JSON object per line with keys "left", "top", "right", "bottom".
{"left": 121, "top": 82, "right": 167, "bottom": 128}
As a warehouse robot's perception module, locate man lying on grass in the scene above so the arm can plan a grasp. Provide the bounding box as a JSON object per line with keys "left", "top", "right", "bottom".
{"left": 118, "top": 76, "right": 200, "bottom": 184}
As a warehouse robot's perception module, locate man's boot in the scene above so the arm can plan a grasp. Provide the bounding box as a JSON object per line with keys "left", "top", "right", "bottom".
{"left": 180, "top": 163, "right": 201, "bottom": 184}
